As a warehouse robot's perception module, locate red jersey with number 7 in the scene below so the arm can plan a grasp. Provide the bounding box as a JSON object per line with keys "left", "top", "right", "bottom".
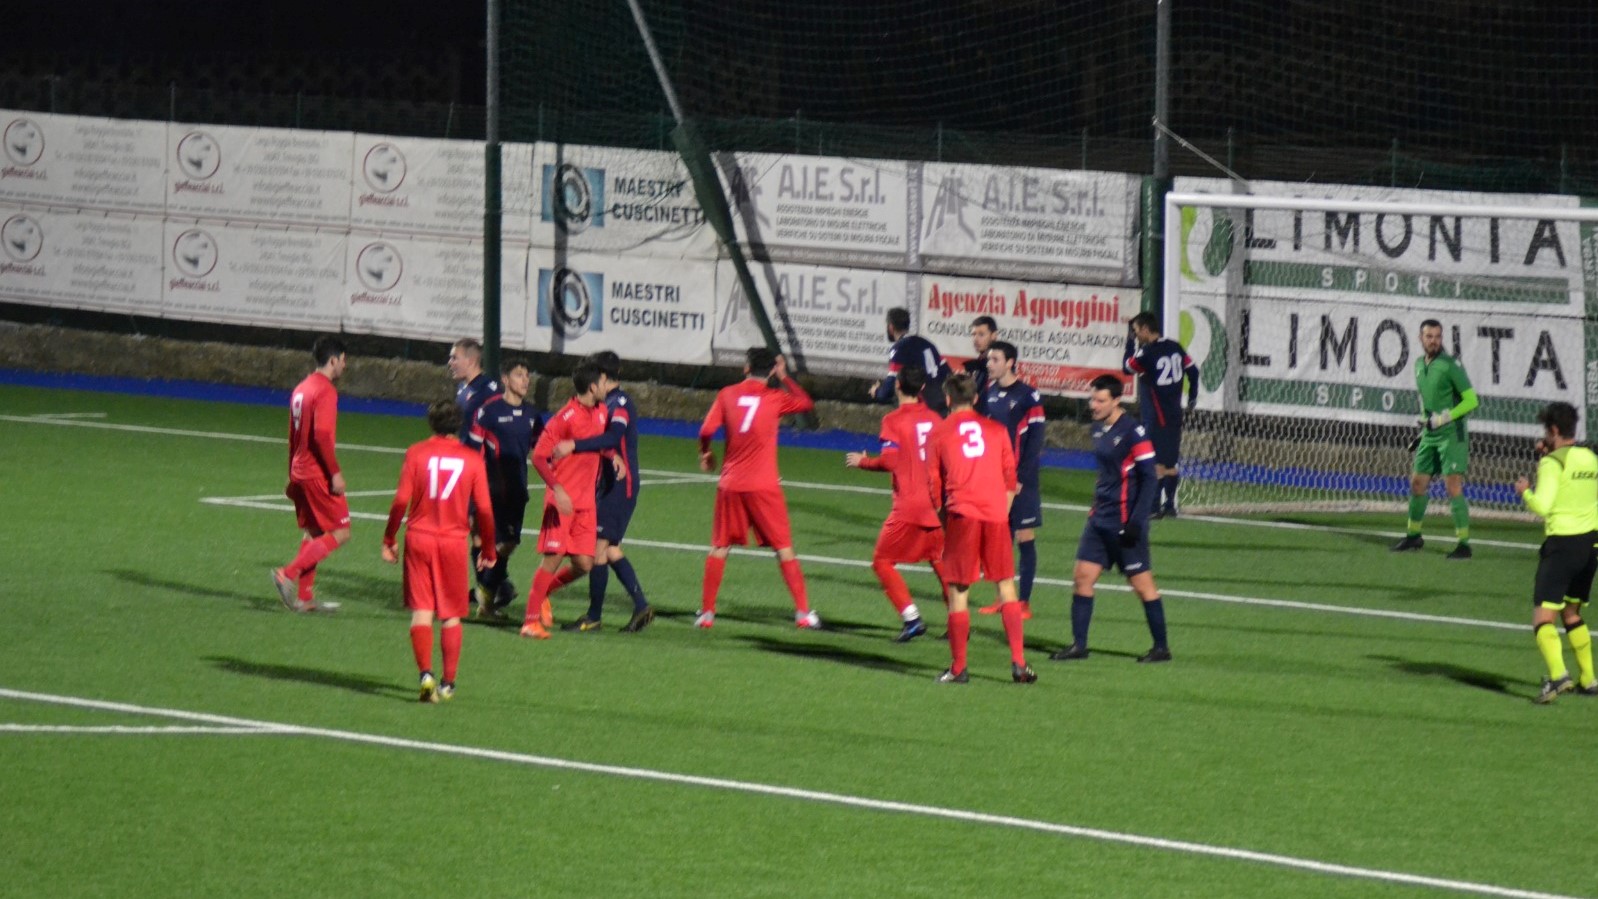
{"left": 927, "top": 409, "right": 1017, "bottom": 523}
{"left": 700, "top": 376, "right": 815, "bottom": 492}
{"left": 383, "top": 435, "right": 496, "bottom": 546}
{"left": 288, "top": 371, "right": 340, "bottom": 483}
{"left": 859, "top": 403, "right": 943, "bottom": 528}
{"left": 532, "top": 396, "right": 608, "bottom": 511}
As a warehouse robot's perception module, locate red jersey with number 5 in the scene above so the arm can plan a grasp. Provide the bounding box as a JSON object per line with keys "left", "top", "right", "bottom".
{"left": 383, "top": 435, "right": 496, "bottom": 545}
{"left": 288, "top": 371, "right": 340, "bottom": 483}
{"left": 700, "top": 376, "right": 815, "bottom": 492}
{"left": 860, "top": 403, "right": 943, "bottom": 527}
{"left": 927, "top": 409, "right": 1017, "bottom": 523}
{"left": 532, "top": 397, "right": 608, "bottom": 511}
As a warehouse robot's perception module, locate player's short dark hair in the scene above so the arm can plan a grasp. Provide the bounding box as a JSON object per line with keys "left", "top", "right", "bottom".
{"left": 971, "top": 315, "right": 998, "bottom": 333}
{"left": 1090, "top": 374, "right": 1123, "bottom": 397}
{"left": 1130, "top": 311, "right": 1160, "bottom": 333}
{"left": 572, "top": 361, "right": 603, "bottom": 394}
{"left": 746, "top": 347, "right": 777, "bottom": 378}
{"left": 452, "top": 337, "right": 483, "bottom": 357}
{"left": 896, "top": 365, "right": 926, "bottom": 399}
{"left": 943, "top": 371, "right": 979, "bottom": 407}
{"left": 500, "top": 354, "right": 530, "bottom": 375}
{"left": 589, "top": 350, "right": 621, "bottom": 380}
{"left": 427, "top": 400, "right": 461, "bottom": 437}
{"left": 989, "top": 340, "right": 1019, "bottom": 366}
{"left": 311, "top": 336, "right": 346, "bottom": 367}
{"left": 1538, "top": 401, "right": 1579, "bottom": 439}
{"left": 1420, "top": 319, "right": 1443, "bottom": 332}
{"left": 886, "top": 307, "right": 911, "bottom": 334}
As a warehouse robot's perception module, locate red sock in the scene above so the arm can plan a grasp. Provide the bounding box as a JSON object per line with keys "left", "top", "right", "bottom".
{"left": 701, "top": 556, "right": 726, "bottom": 613}
{"left": 948, "top": 610, "right": 970, "bottom": 674}
{"left": 550, "top": 563, "right": 583, "bottom": 592}
{"left": 779, "top": 558, "right": 809, "bottom": 614}
{"left": 409, "top": 624, "right": 432, "bottom": 674}
{"left": 297, "top": 564, "right": 317, "bottom": 602}
{"left": 929, "top": 561, "right": 950, "bottom": 607}
{"left": 1000, "top": 602, "right": 1027, "bottom": 666}
{"left": 525, "top": 569, "right": 556, "bottom": 626}
{"left": 441, "top": 624, "right": 462, "bottom": 683}
{"left": 872, "top": 557, "right": 911, "bottom": 613}
{"left": 284, "top": 533, "right": 339, "bottom": 579}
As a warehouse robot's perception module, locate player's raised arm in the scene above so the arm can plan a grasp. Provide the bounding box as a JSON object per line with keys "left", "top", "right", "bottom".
{"left": 776, "top": 357, "right": 816, "bottom": 415}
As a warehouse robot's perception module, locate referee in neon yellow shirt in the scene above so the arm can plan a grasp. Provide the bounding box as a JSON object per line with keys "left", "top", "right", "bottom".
{"left": 1515, "top": 401, "right": 1598, "bottom": 704}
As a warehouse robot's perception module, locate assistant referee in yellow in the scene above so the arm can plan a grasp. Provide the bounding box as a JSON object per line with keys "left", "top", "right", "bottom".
{"left": 1515, "top": 401, "right": 1598, "bottom": 704}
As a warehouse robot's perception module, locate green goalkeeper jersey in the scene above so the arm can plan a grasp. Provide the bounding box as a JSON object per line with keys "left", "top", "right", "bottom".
{"left": 1523, "top": 445, "right": 1598, "bottom": 536}
{"left": 1415, "top": 352, "right": 1474, "bottom": 443}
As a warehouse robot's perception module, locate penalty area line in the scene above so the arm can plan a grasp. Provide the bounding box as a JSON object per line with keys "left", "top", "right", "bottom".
{"left": 0, "top": 687, "right": 1578, "bottom": 899}
{"left": 0, "top": 723, "right": 288, "bottom": 735}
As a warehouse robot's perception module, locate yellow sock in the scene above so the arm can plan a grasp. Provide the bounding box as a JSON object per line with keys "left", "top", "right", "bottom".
{"left": 1536, "top": 623, "right": 1568, "bottom": 680}
{"left": 1567, "top": 621, "right": 1594, "bottom": 687}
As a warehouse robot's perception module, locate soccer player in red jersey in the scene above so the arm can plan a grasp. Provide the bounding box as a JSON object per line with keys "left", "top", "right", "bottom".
{"left": 271, "top": 336, "right": 350, "bottom": 613}
{"left": 521, "top": 361, "right": 609, "bottom": 639}
{"left": 927, "top": 373, "right": 1036, "bottom": 684}
{"left": 845, "top": 366, "right": 948, "bottom": 642}
{"left": 697, "top": 348, "right": 820, "bottom": 629}
{"left": 382, "top": 401, "right": 497, "bottom": 703}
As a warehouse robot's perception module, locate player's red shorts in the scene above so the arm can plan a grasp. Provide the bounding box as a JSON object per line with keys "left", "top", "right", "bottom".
{"left": 537, "top": 503, "right": 597, "bottom": 557}
{"left": 286, "top": 477, "right": 351, "bottom": 534}
{"left": 403, "top": 530, "right": 470, "bottom": 619}
{"left": 712, "top": 488, "right": 794, "bottom": 549}
{"left": 873, "top": 517, "right": 943, "bottom": 565}
{"left": 941, "top": 514, "right": 1014, "bottom": 585}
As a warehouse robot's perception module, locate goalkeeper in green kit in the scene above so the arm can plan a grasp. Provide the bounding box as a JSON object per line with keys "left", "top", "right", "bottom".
{"left": 1392, "top": 319, "right": 1479, "bottom": 559}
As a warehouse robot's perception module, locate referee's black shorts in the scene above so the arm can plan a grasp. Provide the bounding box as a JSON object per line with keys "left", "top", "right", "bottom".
{"left": 1532, "top": 531, "right": 1598, "bottom": 608}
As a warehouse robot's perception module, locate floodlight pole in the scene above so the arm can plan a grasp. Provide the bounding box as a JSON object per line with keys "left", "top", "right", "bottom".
{"left": 482, "top": 0, "right": 503, "bottom": 376}
{"left": 1144, "top": 0, "right": 1172, "bottom": 317}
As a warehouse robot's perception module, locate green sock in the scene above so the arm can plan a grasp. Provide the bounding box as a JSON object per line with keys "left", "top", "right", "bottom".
{"left": 1406, "top": 496, "right": 1428, "bottom": 535}
{"left": 1568, "top": 621, "right": 1594, "bottom": 688}
{"left": 1536, "top": 622, "right": 1568, "bottom": 680}
{"left": 1450, "top": 495, "right": 1470, "bottom": 544}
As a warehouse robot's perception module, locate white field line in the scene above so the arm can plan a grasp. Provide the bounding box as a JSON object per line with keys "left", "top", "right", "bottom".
{"left": 0, "top": 723, "right": 286, "bottom": 735}
{"left": 201, "top": 494, "right": 1526, "bottom": 634}
{"left": 3, "top": 411, "right": 1540, "bottom": 551}
{"left": 0, "top": 687, "right": 1580, "bottom": 899}
{"left": 24, "top": 412, "right": 109, "bottom": 420}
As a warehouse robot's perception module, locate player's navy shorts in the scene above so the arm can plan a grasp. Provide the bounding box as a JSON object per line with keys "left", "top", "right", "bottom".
{"left": 490, "top": 489, "right": 528, "bottom": 546}
{"left": 1147, "top": 423, "right": 1182, "bottom": 467}
{"left": 1009, "top": 484, "right": 1042, "bottom": 530}
{"left": 596, "top": 489, "right": 638, "bottom": 544}
{"left": 1076, "top": 519, "right": 1152, "bottom": 576}
{"left": 1533, "top": 531, "right": 1598, "bottom": 608}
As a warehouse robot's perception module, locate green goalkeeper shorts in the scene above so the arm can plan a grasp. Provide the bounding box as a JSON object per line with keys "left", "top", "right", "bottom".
{"left": 1413, "top": 437, "right": 1469, "bottom": 477}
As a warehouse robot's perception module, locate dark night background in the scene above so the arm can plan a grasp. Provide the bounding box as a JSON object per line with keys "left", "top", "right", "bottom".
{"left": 5, "top": 0, "right": 1598, "bottom": 189}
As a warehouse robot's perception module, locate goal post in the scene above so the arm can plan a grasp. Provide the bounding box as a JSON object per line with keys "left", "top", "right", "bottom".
{"left": 1161, "top": 184, "right": 1598, "bottom": 518}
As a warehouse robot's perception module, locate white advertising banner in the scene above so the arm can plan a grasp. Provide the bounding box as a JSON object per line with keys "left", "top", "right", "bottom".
{"left": 712, "top": 260, "right": 908, "bottom": 378}
{"left": 919, "top": 273, "right": 1135, "bottom": 397}
{"left": 342, "top": 233, "right": 527, "bottom": 346}
{"left": 716, "top": 151, "right": 911, "bottom": 268}
{"left": 502, "top": 141, "right": 535, "bottom": 241}
{"left": 350, "top": 134, "right": 487, "bottom": 238}
{"left": 0, "top": 206, "right": 163, "bottom": 315}
{"left": 917, "top": 163, "right": 1139, "bottom": 284}
{"left": 160, "top": 222, "right": 345, "bottom": 330}
{"left": 529, "top": 143, "right": 716, "bottom": 260}
{"left": 1173, "top": 177, "right": 1586, "bottom": 436}
{"left": 166, "top": 124, "right": 352, "bottom": 226}
{"left": 0, "top": 110, "right": 166, "bottom": 213}
{"left": 522, "top": 250, "right": 714, "bottom": 364}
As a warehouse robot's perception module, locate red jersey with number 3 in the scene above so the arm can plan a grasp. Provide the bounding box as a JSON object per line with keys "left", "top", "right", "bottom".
{"left": 700, "top": 376, "right": 815, "bottom": 492}
{"left": 928, "top": 409, "right": 1017, "bottom": 523}
{"left": 288, "top": 371, "right": 340, "bottom": 483}
{"left": 532, "top": 397, "right": 608, "bottom": 511}
{"left": 383, "top": 435, "right": 496, "bottom": 545}
{"left": 863, "top": 403, "right": 943, "bottom": 527}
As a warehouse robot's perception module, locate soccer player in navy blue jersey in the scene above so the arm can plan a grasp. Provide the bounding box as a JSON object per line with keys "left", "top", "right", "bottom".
{"left": 552, "top": 351, "right": 655, "bottom": 633}
{"left": 871, "top": 306, "right": 951, "bottom": 416}
{"left": 975, "top": 340, "right": 1046, "bottom": 620}
{"left": 468, "top": 356, "right": 543, "bottom": 615}
{"left": 449, "top": 338, "right": 501, "bottom": 442}
{"left": 1122, "top": 311, "right": 1199, "bottom": 518}
{"left": 1051, "top": 374, "right": 1171, "bottom": 664}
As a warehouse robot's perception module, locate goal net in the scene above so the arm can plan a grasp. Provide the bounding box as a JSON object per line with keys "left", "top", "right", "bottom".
{"left": 1163, "top": 182, "right": 1598, "bottom": 519}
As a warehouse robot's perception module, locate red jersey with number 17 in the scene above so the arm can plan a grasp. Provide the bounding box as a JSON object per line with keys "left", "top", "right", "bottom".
{"left": 383, "top": 435, "right": 496, "bottom": 547}
{"left": 288, "top": 371, "right": 340, "bottom": 483}
{"left": 532, "top": 396, "right": 608, "bottom": 511}
{"left": 700, "top": 376, "right": 815, "bottom": 492}
{"left": 927, "top": 409, "right": 1017, "bottom": 523}
{"left": 859, "top": 403, "right": 943, "bottom": 528}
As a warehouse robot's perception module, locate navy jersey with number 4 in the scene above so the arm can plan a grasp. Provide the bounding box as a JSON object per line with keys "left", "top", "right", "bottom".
{"left": 470, "top": 398, "right": 542, "bottom": 500}
{"left": 1123, "top": 336, "right": 1198, "bottom": 430}
{"left": 982, "top": 379, "right": 1046, "bottom": 491}
{"left": 573, "top": 386, "right": 641, "bottom": 501}
{"left": 1090, "top": 413, "right": 1157, "bottom": 527}
{"left": 874, "top": 334, "right": 951, "bottom": 415}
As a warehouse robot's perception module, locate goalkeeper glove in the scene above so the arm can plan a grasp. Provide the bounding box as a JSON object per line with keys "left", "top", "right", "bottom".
{"left": 1425, "top": 410, "right": 1452, "bottom": 430}
{"left": 1118, "top": 522, "right": 1142, "bottom": 548}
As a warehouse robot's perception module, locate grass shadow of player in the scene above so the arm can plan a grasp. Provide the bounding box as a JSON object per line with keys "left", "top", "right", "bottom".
{"left": 308, "top": 569, "right": 400, "bottom": 609}
{"left": 206, "top": 655, "right": 413, "bottom": 700}
{"left": 106, "top": 568, "right": 277, "bottom": 610}
{"left": 736, "top": 635, "right": 940, "bottom": 677}
{"left": 788, "top": 496, "right": 884, "bottom": 533}
{"left": 652, "top": 607, "right": 791, "bottom": 627}
{"left": 1369, "top": 654, "right": 1516, "bottom": 695}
